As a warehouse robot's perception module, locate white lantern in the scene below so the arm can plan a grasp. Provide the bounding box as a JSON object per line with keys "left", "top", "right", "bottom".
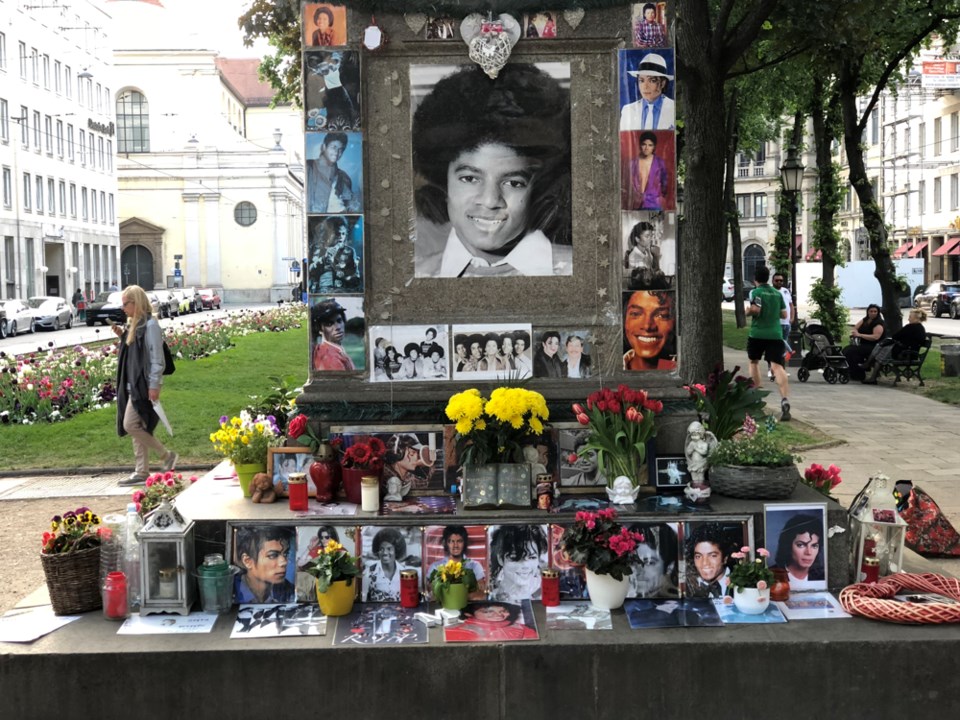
{"left": 848, "top": 473, "right": 906, "bottom": 582}
{"left": 138, "top": 500, "right": 196, "bottom": 616}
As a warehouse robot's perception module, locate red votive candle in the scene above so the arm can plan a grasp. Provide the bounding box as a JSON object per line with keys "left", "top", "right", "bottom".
{"left": 400, "top": 569, "right": 420, "bottom": 608}
{"left": 288, "top": 472, "right": 308, "bottom": 512}
{"left": 861, "top": 556, "right": 880, "bottom": 584}
{"left": 541, "top": 569, "right": 560, "bottom": 606}
{"left": 103, "top": 571, "right": 128, "bottom": 620}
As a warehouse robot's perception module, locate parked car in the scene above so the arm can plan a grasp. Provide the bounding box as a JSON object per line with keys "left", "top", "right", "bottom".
{"left": 85, "top": 291, "right": 125, "bottom": 326}
{"left": 722, "top": 277, "right": 735, "bottom": 301}
{"left": 950, "top": 295, "right": 960, "bottom": 320}
{"left": 198, "top": 288, "right": 222, "bottom": 310}
{"left": 0, "top": 299, "right": 36, "bottom": 335}
{"left": 914, "top": 281, "right": 960, "bottom": 317}
{"left": 169, "top": 289, "right": 192, "bottom": 315}
{"left": 26, "top": 296, "right": 74, "bottom": 330}
{"left": 182, "top": 286, "right": 203, "bottom": 313}
{"left": 0, "top": 306, "right": 6, "bottom": 339}
{"left": 154, "top": 289, "right": 179, "bottom": 317}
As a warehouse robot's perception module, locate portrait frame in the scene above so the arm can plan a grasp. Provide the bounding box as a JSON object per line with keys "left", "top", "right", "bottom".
{"left": 763, "top": 502, "right": 829, "bottom": 593}
{"left": 359, "top": 525, "right": 424, "bottom": 603}
{"left": 654, "top": 455, "right": 689, "bottom": 492}
{"left": 267, "top": 447, "right": 313, "bottom": 495}
{"left": 329, "top": 425, "right": 448, "bottom": 494}
{"left": 309, "top": 295, "right": 365, "bottom": 374}
{"left": 304, "top": 49, "right": 362, "bottom": 132}
{"left": 558, "top": 427, "right": 605, "bottom": 491}
{"left": 303, "top": 3, "right": 348, "bottom": 47}
{"left": 422, "top": 524, "right": 489, "bottom": 597}
{"left": 630, "top": 2, "right": 671, "bottom": 49}
{"left": 522, "top": 11, "right": 559, "bottom": 39}
{"left": 226, "top": 523, "right": 300, "bottom": 605}
{"left": 680, "top": 518, "right": 754, "bottom": 600}
{"left": 305, "top": 131, "right": 364, "bottom": 213}
{"left": 621, "top": 210, "right": 676, "bottom": 291}
{"left": 618, "top": 48, "right": 676, "bottom": 126}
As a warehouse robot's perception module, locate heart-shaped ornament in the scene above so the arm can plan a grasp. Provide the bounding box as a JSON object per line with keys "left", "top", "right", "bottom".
{"left": 404, "top": 13, "right": 427, "bottom": 35}
{"left": 468, "top": 33, "right": 513, "bottom": 79}
{"left": 563, "top": 8, "right": 585, "bottom": 30}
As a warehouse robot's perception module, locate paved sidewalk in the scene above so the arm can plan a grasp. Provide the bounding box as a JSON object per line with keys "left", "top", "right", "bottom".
{"left": 725, "top": 347, "right": 960, "bottom": 574}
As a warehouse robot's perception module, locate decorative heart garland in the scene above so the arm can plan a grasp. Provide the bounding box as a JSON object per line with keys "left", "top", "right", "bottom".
{"left": 460, "top": 13, "right": 521, "bottom": 79}
{"left": 563, "top": 8, "right": 585, "bottom": 30}
{"left": 404, "top": 13, "right": 427, "bottom": 35}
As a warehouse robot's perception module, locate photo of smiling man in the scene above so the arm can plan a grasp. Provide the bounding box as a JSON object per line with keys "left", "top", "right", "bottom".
{"left": 622, "top": 290, "right": 677, "bottom": 371}
{"left": 410, "top": 62, "right": 572, "bottom": 278}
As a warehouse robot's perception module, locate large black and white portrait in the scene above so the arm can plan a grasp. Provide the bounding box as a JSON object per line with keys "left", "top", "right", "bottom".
{"left": 410, "top": 62, "right": 572, "bottom": 278}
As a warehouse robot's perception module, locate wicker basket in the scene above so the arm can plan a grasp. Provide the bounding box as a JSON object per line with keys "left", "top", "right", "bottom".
{"left": 708, "top": 463, "right": 800, "bottom": 500}
{"left": 40, "top": 545, "right": 103, "bottom": 616}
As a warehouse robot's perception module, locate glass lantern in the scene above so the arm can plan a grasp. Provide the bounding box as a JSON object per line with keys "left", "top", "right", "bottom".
{"left": 138, "top": 499, "right": 196, "bottom": 616}
{"left": 849, "top": 473, "right": 906, "bottom": 583}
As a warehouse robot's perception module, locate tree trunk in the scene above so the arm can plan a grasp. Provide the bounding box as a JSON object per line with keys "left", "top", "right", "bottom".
{"left": 725, "top": 89, "right": 746, "bottom": 328}
{"left": 811, "top": 79, "right": 836, "bottom": 290}
{"left": 839, "top": 61, "right": 902, "bottom": 332}
{"left": 675, "top": 3, "right": 730, "bottom": 382}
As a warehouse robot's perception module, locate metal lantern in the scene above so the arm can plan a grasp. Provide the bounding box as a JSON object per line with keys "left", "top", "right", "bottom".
{"left": 849, "top": 473, "right": 906, "bottom": 583}
{"left": 138, "top": 499, "right": 196, "bottom": 616}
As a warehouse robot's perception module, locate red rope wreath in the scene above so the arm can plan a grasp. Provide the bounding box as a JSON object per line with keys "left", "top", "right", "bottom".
{"left": 839, "top": 573, "right": 960, "bottom": 624}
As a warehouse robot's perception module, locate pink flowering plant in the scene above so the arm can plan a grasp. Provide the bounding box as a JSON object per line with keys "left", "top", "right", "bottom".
{"left": 131, "top": 471, "right": 198, "bottom": 518}
{"left": 685, "top": 364, "right": 768, "bottom": 441}
{"left": 802, "top": 463, "right": 842, "bottom": 499}
{"left": 727, "top": 545, "right": 775, "bottom": 593}
{"left": 559, "top": 508, "right": 645, "bottom": 580}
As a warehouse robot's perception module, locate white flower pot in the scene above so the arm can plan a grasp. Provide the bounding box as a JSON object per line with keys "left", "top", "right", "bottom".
{"left": 585, "top": 568, "right": 630, "bottom": 610}
{"left": 732, "top": 586, "right": 771, "bottom": 615}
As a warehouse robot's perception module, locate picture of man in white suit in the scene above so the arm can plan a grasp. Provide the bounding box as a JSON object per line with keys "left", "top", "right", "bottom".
{"left": 619, "top": 51, "right": 675, "bottom": 131}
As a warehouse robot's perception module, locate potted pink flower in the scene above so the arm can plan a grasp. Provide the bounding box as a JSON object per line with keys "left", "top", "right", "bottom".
{"left": 724, "top": 545, "right": 775, "bottom": 615}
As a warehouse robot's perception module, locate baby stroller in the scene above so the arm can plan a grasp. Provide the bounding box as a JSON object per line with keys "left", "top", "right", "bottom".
{"left": 797, "top": 323, "right": 850, "bottom": 384}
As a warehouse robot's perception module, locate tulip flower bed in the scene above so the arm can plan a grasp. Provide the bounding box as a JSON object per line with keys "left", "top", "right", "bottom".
{"left": 0, "top": 304, "right": 304, "bottom": 425}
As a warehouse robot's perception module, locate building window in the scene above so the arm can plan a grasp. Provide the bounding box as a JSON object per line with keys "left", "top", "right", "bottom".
{"left": 116, "top": 90, "right": 150, "bottom": 153}
{"left": 32, "top": 110, "right": 40, "bottom": 148}
{"left": 871, "top": 109, "right": 879, "bottom": 145}
{"left": 234, "top": 201, "right": 257, "bottom": 226}
{"left": 919, "top": 180, "right": 926, "bottom": 214}
{"left": 47, "top": 178, "right": 54, "bottom": 215}
{"left": 44, "top": 115, "right": 52, "bottom": 154}
{"left": 98, "top": 136, "right": 104, "bottom": 168}
{"left": 19, "top": 105, "right": 28, "bottom": 147}
{"left": 58, "top": 180, "right": 66, "bottom": 215}
{"left": 735, "top": 194, "right": 751, "bottom": 218}
{"left": 64, "top": 65, "right": 72, "bottom": 99}
{"left": 934, "top": 176, "right": 942, "bottom": 212}
{"left": 952, "top": 174, "right": 958, "bottom": 211}
{"left": 99, "top": 191, "right": 106, "bottom": 223}
{"left": 953, "top": 113, "right": 959, "bottom": 153}
{"left": 54, "top": 60, "right": 61, "bottom": 93}
{"left": 18, "top": 42, "right": 26, "bottom": 80}
{"left": 0, "top": 32, "right": 6, "bottom": 71}
{"left": 81, "top": 187, "right": 88, "bottom": 220}
{"left": 95, "top": 82, "right": 102, "bottom": 111}
{"left": 69, "top": 183, "right": 76, "bottom": 217}
{"left": 934, "top": 117, "right": 942, "bottom": 156}
{"left": 2, "top": 166, "right": 10, "bottom": 208}
{"left": 91, "top": 189, "right": 97, "bottom": 222}
{"left": 106, "top": 139, "right": 113, "bottom": 170}
{"left": 79, "top": 129, "right": 86, "bottom": 165}
{"left": 88, "top": 133, "right": 95, "bottom": 169}
{"left": 0, "top": 99, "right": 7, "bottom": 143}
{"left": 67, "top": 123, "right": 74, "bottom": 161}
{"left": 35, "top": 176, "right": 43, "bottom": 213}
{"left": 920, "top": 123, "right": 926, "bottom": 158}
{"left": 903, "top": 126, "right": 910, "bottom": 154}
{"left": 23, "top": 172, "right": 31, "bottom": 211}
{"left": 108, "top": 193, "right": 114, "bottom": 223}
{"left": 753, "top": 193, "right": 767, "bottom": 219}
{"left": 30, "top": 47, "right": 38, "bottom": 84}
{"left": 55, "top": 119, "right": 63, "bottom": 156}
{"left": 42, "top": 54, "right": 49, "bottom": 89}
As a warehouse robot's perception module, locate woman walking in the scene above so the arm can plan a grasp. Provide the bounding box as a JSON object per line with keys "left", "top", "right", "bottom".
{"left": 113, "top": 285, "right": 176, "bottom": 486}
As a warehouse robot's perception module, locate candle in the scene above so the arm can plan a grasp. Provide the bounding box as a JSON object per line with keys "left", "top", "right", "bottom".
{"left": 158, "top": 568, "right": 178, "bottom": 600}
{"left": 103, "top": 571, "right": 128, "bottom": 620}
{"left": 288, "top": 472, "right": 308, "bottom": 511}
{"left": 361, "top": 475, "right": 380, "bottom": 512}
{"left": 400, "top": 569, "right": 419, "bottom": 608}
{"left": 541, "top": 568, "right": 560, "bottom": 606}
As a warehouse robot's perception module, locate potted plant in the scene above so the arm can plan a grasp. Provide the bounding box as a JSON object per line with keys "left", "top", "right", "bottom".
{"left": 209, "top": 411, "right": 282, "bottom": 498}
{"left": 302, "top": 540, "right": 361, "bottom": 616}
{"left": 685, "top": 364, "right": 768, "bottom": 441}
{"left": 707, "top": 415, "right": 800, "bottom": 499}
{"left": 446, "top": 387, "right": 549, "bottom": 507}
{"left": 131, "top": 471, "right": 198, "bottom": 518}
{"left": 40, "top": 506, "right": 107, "bottom": 615}
{"left": 429, "top": 559, "right": 478, "bottom": 610}
{"left": 559, "top": 508, "right": 644, "bottom": 610}
{"left": 335, "top": 435, "right": 387, "bottom": 504}
{"left": 571, "top": 385, "right": 661, "bottom": 503}
{"left": 724, "top": 545, "right": 775, "bottom": 615}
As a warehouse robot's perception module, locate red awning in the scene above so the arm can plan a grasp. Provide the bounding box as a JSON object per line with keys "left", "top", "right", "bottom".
{"left": 933, "top": 238, "right": 960, "bottom": 256}
{"left": 906, "top": 241, "right": 929, "bottom": 258}
{"left": 893, "top": 244, "right": 910, "bottom": 258}
{"left": 805, "top": 247, "right": 817, "bottom": 261}
{"left": 950, "top": 242, "right": 960, "bottom": 256}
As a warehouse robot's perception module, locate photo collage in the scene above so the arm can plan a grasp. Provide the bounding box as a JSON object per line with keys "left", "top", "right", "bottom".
{"left": 303, "top": 4, "right": 366, "bottom": 375}
{"left": 619, "top": 3, "right": 677, "bottom": 373}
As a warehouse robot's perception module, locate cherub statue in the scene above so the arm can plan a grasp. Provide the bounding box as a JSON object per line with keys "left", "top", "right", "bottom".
{"left": 606, "top": 475, "right": 641, "bottom": 504}
{"left": 684, "top": 421, "right": 718, "bottom": 503}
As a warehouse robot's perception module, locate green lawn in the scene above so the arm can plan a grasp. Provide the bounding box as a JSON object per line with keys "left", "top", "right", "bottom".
{"left": 0, "top": 326, "right": 310, "bottom": 471}
{"left": 722, "top": 309, "right": 959, "bottom": 405}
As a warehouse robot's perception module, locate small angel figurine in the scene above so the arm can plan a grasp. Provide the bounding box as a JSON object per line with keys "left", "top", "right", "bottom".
{"left": 606, "top": 475, "right": 640, "bottom": 504}
{"left": 684, "top": 421, "right": 718, "bottom": 503}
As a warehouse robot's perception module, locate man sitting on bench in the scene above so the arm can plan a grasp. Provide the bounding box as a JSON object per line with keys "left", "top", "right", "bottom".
{"left": 861, "top": 308, "right": 927, "bottom": 384}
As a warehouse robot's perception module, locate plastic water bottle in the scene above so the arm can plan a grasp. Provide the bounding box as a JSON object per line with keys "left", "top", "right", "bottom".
{"left": 122, "top": 502, "right": 143, "bottom": 611}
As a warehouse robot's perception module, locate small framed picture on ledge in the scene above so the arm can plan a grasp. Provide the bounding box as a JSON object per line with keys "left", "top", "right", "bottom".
{"left": 654, "top": 456, "right": 689, "bottom": 493}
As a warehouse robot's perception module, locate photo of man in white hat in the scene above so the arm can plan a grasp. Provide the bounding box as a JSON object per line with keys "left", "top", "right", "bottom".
{"left": 619, "top": 50, "right": 676, "bottom": 131}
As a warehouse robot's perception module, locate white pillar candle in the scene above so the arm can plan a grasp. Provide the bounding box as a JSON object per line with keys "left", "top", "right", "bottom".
{"left": 361, "top": 476, "right": 380, "bottom": 512}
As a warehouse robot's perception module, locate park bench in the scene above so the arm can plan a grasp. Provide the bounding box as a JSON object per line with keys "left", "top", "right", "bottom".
{"left": 878, "top": 333, "right": 933, "bottom": 386}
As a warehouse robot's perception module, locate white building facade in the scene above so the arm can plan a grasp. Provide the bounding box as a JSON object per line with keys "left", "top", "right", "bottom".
{"left": 0, "top": 0, "right": 119, "bottom": 301}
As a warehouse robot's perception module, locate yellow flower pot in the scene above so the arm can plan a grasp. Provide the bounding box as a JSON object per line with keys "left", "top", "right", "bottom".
{"left": 316, "top": 579, "right": 356, "bottom": 616}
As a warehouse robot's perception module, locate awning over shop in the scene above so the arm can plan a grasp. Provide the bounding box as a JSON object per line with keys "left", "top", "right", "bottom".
{"left": 906, "top": 241, "right": 929, "bottom": 258}
{"left": 794, "top": 235, "right": 803, "bottom": 258}
{"left": 933, "top": 238, "right": 960, "bottom": 256}
{"left": 893, "top": 244, "right": 910, "bottom": 258}
{"left": 950, "top": 242, "right": 960, "bottom": 256}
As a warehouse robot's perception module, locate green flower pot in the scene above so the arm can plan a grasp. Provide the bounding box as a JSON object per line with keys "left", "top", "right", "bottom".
{"left": 235, "top": 462, "right": 267, "bottom": 499}
{"left": 438, "top": 582, "right": 469, "bottom": 611}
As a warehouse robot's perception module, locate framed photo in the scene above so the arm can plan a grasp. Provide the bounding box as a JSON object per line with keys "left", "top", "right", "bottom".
{"left": 618, "top": 48, "right": 675, "bottom": 131}
{"left": 558, "top": 428, "right": 604, "bottom": 489}
{"left": 303, "top": 3, "right": 347, "bottom": 47}
{"left": 680, "top": 518, "right": 753, "bottom": 600}
{"left": 267, "top": 447, "right": 313, "bottom": 495}
{"left": 630, "top": 2, "right": 670, "bottom": 49}
{"left": 359, "top": 525, "right": 423, "bottom": 603}
{"left": 549, "top": 524, "right": 587, "bottom": 599}
{"left": 304, "top": 50, "right": 361, "bottom": 132}
{"left": 763, "top": 503, "right": 828, "bottom": 593}
{"left": 622, "top": 290, "right": 677, "bottom": 371}
{"left": 309, "top": 295, "right": 365, "bottom": 373}
{"left": 305, "top": 131, "right": 364, "bottom": 213}
{"left": 451, "top": 323, "right": 533, "bottom": 381}
{"left": 329, "top": 428, "right": 446, "bottom": 493}
{"left": 487, "top": 524, "right": 549, "bottom": 604}
{"left": 368, "top": 325, "right": 450, "bottom": 382}
{"left": 623, "top": 521, "right": 680, "bottom": 599}
{"left": 294, "top": 525, "right": 358, "bottom": 602}
{"left": 522, "top": 11, "right": 558, "bottom": 39}
{"left": 423, "top": 524, "right": 489, "bottom": 597}
{"left": 228, "top": 524, "right": 299, "bottom": 604}
{"left": 307, "top": 215, "right": 364, "bottom": 294}
{"left": 654, "top": 456, "right": 689, "bottom": 491}
{"left": 622, "top": 210, "right": 676, "bottom": 291}
{"left": 425, "top": 16, "right": 457, "bottom": 39}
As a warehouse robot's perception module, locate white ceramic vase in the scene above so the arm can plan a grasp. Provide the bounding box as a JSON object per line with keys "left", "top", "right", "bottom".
{"left": 732, "top": 586, "right": 771, "bottom": 615}
{"left": 584, "top": 568, "right": 630, "bottom": 610}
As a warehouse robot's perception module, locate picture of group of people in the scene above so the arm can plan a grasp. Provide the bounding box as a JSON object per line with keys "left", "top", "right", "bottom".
{"left": 368, "top": 326, "right": 451, "bottom": 382}
{"left": 622, "top": 289, "right": 677, "bottom": 371}
{"left": 622, "top": 211, "right": 676, "bottom": 291}
{"left": 410, "top": 62, "right": 573, "bottom": 278}
{"left": 310, "top": 296, "right": 365, "bottom": 372}
{"left": 532, "top": 329, "right": 593, "bottom": 379}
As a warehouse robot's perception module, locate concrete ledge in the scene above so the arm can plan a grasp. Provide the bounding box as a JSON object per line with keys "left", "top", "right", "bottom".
{"left": 3, "top": 605, "right": 960, "bottom": 719}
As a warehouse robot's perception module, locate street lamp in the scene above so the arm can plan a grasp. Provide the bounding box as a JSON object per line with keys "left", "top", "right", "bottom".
{"left": 780, "top": 146, "right": 804, "bottom": 349}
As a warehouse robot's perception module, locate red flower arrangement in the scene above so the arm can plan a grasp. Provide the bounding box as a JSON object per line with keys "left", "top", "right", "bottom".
{"left": 286, "top": 413, "right": 322, "bottom": 453}
{"left": 559, "top": 508, "right": 644, "bottom": 580}
{"left": 803, "top": 463, "right": 842, "bottom": 498}
{"left": 339, "top": 436, "right": 387, "bottom": 471}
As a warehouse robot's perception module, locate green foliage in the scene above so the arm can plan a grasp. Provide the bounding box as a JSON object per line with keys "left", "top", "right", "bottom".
{"left": 429, "top": 559, "right": 479, "bottom": 599}
{"left": 812, "top": 161, "right": 847, "bottom": 266}
{"left": 244, "top": 375, "right": 302, "bottom": 433}
{"left": 238, "top": 0, "right": 302, "bottom": 108}
{"left": 685, "top": 365, "right": 769, "bottom": 441}
{"left": 808, "top": 279, "right": 849, "bottom": 344}
{"left": 302, "top": 540, "right": 361, "bottom": 593}
{"left": 728, "top": 550, "right": 775, "bottom": 592}
{"left": 709, "top": 425, "right": 797, "bottom": 468}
